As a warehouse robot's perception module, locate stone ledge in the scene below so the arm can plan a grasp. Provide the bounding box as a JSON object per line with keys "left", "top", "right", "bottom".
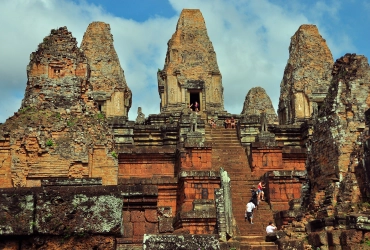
{"left": 41, "top": 177, "right": 102, "bottom": 186}
{"left": 143, "top": 234, "right": 220, "bottom": 250}
{"left": 178, "top": 170, "right": 219, "bottom": 178}
{"left": 268, "top": 170, "right": 307, "bottom": 178}
{"left": 118, "top": 178, "right": 177, "bottom": 186}
{"left": 118, "top": 184, "right": 158, "bottom": 196}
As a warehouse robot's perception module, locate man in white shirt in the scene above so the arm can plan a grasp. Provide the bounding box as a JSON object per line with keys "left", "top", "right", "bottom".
{"left": 245, "top": 201, "right": 256, "bottom": 224}
{"left": 266, "top": 221, "right": 277, "bottom": 234}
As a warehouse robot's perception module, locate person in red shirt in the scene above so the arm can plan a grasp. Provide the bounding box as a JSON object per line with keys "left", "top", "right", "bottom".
{"left": 257, "top": 181, "right": 265, "bottom": 201}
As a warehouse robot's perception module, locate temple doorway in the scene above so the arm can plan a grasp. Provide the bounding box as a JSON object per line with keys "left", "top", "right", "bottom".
{"left": 190, "top": 92, "right": 200, "bottom": 111}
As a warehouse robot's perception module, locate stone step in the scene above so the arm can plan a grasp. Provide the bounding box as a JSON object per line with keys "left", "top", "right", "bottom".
{"left": 240, "top": 242, "right": 278, "bottom": 250}
{"left": 207, "top": 141, "right": 240, "bottom": 144}
{"left": 208, "top": 142, "right": 241, "bottom": 145}
{"left": 207, "top": 126, "right": 276, "bottom": 240}
{"left": 206, "top": 136, "right": 239, "bottom": 139}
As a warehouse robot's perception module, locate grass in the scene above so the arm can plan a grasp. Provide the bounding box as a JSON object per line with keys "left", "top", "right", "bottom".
{"left": 46, "top": 139, "right": 54, "bottom": 147}
{"left": 96, "top": 113, "right": 105, "bottom": 120}
{"left": 67, "top": 120, "right": 75, "bottom": 127}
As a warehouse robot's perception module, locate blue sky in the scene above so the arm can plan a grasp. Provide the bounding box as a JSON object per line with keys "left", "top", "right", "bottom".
{"left": 0, "top": 0, "right": 369, "bottom": 122}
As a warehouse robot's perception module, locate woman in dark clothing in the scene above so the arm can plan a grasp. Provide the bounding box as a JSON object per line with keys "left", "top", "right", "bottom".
{"left": 194, "top": 101, "right": 199, "bottom": 112}
{"left": 250, "top": 187, "right": 258, "bottom": 208}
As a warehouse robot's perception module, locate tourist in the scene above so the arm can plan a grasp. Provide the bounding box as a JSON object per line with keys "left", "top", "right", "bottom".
{"left": 266, "top": 221, "right": 277, "bottom": 234}
{"left": 208, "top": 118, "right": 216, "bottom": 128}
{"left": 245, "top": 201, "right": 256, "bottom": 224}
{"left": 194, "top": 101, "right": 199, "bottom": 112}
{"left": 257, "top": 181, "right": 265, "bottom": 201}
{"left": 224, "top": 118, "right": 231, "bottom": 128}
{"left": 250, "top": 187, "right": 259, "bottom": 208}
{"left": 230, "top": 117, "right": 236, "bottom": 129}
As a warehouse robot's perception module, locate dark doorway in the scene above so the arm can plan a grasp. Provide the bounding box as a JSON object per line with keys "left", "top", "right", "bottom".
{"left": 190, "top": 92, "right": 200, "bottom": 111}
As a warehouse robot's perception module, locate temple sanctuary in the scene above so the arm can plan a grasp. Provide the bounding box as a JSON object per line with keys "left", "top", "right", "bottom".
{"left": 2, "top": 9, "right": 370, "bottom": 250}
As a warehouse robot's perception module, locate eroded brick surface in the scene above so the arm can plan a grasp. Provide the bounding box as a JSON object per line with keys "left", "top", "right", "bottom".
{"left": 278, "top": 24, "right": 333, "bottom": 125}
{"left": 241, "top": 87, "right": 278, "bottom": 124}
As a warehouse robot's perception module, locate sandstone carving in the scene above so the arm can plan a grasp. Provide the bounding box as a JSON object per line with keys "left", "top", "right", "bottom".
{"left": 135, "top": 107, "right": 145, "bottom": 124}
{"left": 278, "top": 24, "right": 333, "bottom": 125}
{"left": 158, "top": 9, "right": 224, "bottom": 113}
{"left": 81, "top": 22, "right": 132, "bottom": 118}
{"left": 241, "top": 86, "right": 278, "bottom": 124}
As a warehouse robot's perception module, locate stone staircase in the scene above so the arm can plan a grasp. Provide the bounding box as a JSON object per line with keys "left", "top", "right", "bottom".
{"left": 205, "top": 126, "right": 277, "bottom": 250}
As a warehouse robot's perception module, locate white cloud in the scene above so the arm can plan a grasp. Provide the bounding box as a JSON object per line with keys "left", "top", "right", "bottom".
{"left": 0, "top": 0, "right": 358, "bottom": 123}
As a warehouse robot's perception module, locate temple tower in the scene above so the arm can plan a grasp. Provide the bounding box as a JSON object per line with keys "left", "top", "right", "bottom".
{"left": 278, "top": 25, "right": 333, "bottom": 125}
{"left": 21, "top": 27, "right": 91, "bottom": 112}
{"left": 81, "top": 22, "right": 132, "bottom": 118}
{"left": 241, "top": 87, "right": 278, "bottom": 124}
{"left": 158, "top": 9, "right": 224, "bottom": 114}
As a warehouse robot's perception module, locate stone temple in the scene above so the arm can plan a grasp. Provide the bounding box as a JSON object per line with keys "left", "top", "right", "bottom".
{"left": 1, "top": 8, "right": 370, "bottom": 250}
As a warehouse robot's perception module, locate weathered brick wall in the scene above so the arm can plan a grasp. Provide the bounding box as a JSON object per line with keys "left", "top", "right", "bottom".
{"left": 179, "top": 147, "right": 212, "bottom": 171}
{"left": 0, "top": 111, "right": 117, "bottom": 187}
{"left": 278, "top": 24, "right": 333, "bottom": 125}
{"left": 266, "top": 171, "right": 307, "bottom": 211}
{"left": 22, "top": 27, "right": 91, "bottom": 112}
{"left": 241, "top": 87, "right": 278, "bottom": 124}
{"left": 282, "top": 147, "right": 306, "bottom": 171}
{"left": 177, "top": 175, "right": 220, "bottom": 212}
{"left": 306, "top": 54, "right": 370, "bottom": 212}
{"left": 81, "top": 22, "right": 132, "bottom": 118}
{"left": 122, "top": 209, "right": 159, "bottom": 244}
{"left": 118, "top": 153, "right": 175, "bottom": 178}
{"left": 0, "top": 26, "right": 118, "bottom": 188}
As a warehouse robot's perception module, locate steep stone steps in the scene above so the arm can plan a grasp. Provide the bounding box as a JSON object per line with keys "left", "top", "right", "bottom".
{"left": 205, "top": 126, "right": 277, "bottom": 249}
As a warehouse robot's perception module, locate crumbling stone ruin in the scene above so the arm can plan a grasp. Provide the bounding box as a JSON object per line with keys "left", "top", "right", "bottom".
{"left": 278, "top": 25, "right": 333, "bottom": 125}
{"left": 81, "top": 22, "right": 132, "bottom": 118}
{"left": 241, "top": 87, "right": 278, "bottom": 125}
{"left": 1, "top": 8, "right": 370, "bottom": 250}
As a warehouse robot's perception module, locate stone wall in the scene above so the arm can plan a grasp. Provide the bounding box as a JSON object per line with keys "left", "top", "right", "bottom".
{"left": 0, "top": 186, "right": 123, "bottom": 235}
{"left": 0, "top": 110, "right": 117, "bottom": 187}
{"left": 118, "top": 147, "right": 176, "bottom": 179}
{"left": 306, "top": 54, "right": 370, "bottom": 212}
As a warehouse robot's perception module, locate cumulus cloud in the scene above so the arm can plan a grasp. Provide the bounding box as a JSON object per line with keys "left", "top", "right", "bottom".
{"left": 0, "top": 0, "right": 359, "bottom": 123}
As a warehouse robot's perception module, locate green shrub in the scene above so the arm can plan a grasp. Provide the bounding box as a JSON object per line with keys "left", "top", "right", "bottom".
{"left": 46, "top": 139, "right": 54, "bottom": 147}
{"left": 96, "top": 113, "right": 105, "bottom": 120}
{"left": 67, "top": 120, "right": 75, "bottom": 127}
{"left": 19, "top": 106, "right": 33, "bottom": 113}
{"left": 111, "top": 151, "right": 118, "bottom": 159}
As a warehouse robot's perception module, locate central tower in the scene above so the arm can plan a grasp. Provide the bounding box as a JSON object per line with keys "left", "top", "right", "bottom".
{"left": 158, "top": 9, "right": 224, "bottom": 114}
